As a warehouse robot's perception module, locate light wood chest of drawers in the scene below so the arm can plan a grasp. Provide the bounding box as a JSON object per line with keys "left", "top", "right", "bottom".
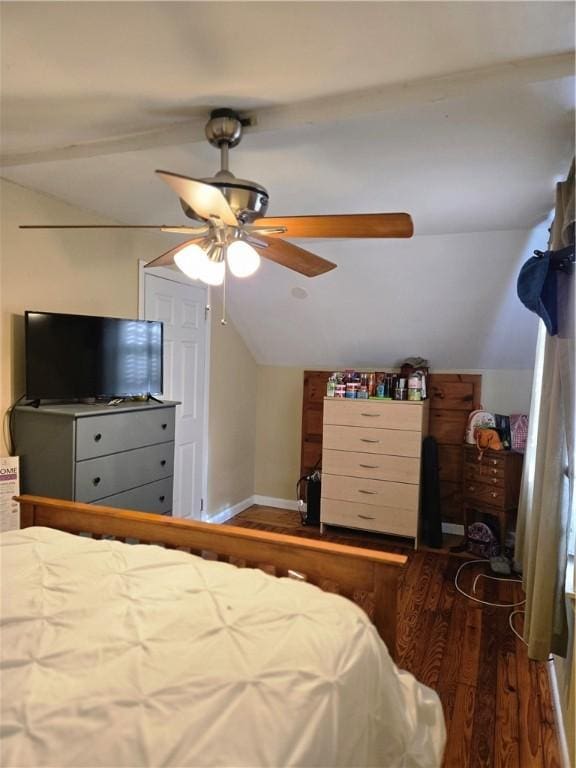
{"left": 321, "top": 398, "right": 429, "bottom": 546}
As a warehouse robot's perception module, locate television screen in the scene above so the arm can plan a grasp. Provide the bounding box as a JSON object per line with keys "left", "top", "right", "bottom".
{"left": 25, "top": 311, "right": 163, "bottom": 400}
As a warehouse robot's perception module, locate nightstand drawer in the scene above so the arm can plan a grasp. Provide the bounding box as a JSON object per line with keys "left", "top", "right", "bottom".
{"left": 323, "top": 424, "right": 421, "bottom": 457}
{"left": 76, "top": 442, "right": 174, "bottom": 502}
{"left": 323, "top": 449, "right": 419, "bottom": 484}
{"left": 324, "top": 399, "right": 425, "bottom": 430}
{"left": 465, "top": 449, "right": 505, "bottom": 469}
{"left": 322, "top": 474, "right": 419, "bottom": 511}
{"left": 321, "top": 499, "right": 417, "bottom": 537}
{"left": 92, "top": 476, "right": 173, "bottom": 515}
{"left": 464, "top": 463, "right": 505, "bottom": 488}
{"left": 463, "top": 482, "right": 506, "bottom": 508}
{"left": 76, "top": 408, "right": 175, "bottom": 460}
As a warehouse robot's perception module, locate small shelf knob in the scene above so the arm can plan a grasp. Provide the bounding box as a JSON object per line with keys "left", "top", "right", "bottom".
{"left": 94, "top": 433, "right": 102, "bottom": 442}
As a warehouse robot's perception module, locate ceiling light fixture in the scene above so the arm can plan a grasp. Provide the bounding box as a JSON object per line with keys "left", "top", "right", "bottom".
{"left": 172, "top": 237, "right": 260, "bottom": 285}
{"left": 173, "top": 243, "right": 206, "bottom": 280}
{"left": 227, "top": 240, "right": 261, "bottom": 278}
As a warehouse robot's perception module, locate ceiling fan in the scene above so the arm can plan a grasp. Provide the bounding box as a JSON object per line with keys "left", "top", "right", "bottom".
{"left": 21, "top": 108, "right": 414, "bottom": 285}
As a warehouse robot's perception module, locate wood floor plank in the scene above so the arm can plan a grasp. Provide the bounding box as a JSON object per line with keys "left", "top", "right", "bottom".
{"left": 229, "top": 506, "right": 563, "bottom": 768}
{"left": 399, "top": 554, "right": 445, "bottom": 675}
{"left": 494, "top": 579, "right": 521, "bottom": 768}
{"left": 442, "top": 683, "right": 476, "bottom": 768}
{"left": 459, "top": 604, "right": 483, "bottom": 686}
{"left": 495, "top": 649, "right": 520, "bottom": 767}
{"left": 469, "top": 574, "right": 500, "bottom": 768}
{"left": 536, "top": 662, "right": 563, "bottom": 768}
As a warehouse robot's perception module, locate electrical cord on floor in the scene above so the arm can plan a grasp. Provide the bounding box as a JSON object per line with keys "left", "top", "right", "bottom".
{"left": 454, "top": 559, "right": 525, "bottom": 607}
{"left": 454, "top": 559, "right": 555, "bottom": 661}
{"left": 508, "top": 609, "right": 554, "bottom": 662}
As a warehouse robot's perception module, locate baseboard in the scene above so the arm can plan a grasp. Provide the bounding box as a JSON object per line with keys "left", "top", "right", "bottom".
{"left": 204, "top": 496, "right": 255, "bottom": 524}
{"left": 547, "top": 657, "right": 571, "bottom": 768}
{"left": 207, "top": 497, "right": 465, "bottom": 536}
{"left": 442, "top": 522, "right": 465, "bottom": 535}
{"left": 252, "top": 495, "right": 301, "bottom": 512}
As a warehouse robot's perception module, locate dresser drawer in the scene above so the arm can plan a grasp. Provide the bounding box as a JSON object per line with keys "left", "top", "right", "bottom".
{"left": 463, "top": 481, "right": 506, "bottom": 508}
{"left": 465, "top": 449, "right": 505, "bottom": 469}
{"left": 464, "top": 462, "right": 505, "bottom": 488}
{"left": 76, "top": 408, "right": 175, "bottom": 460}
{"left": 321, "top": 498, "right": 418, "bottom": 537}
{"left": 75, "top": 442, "right": 174, "bottom": 502}
{"left": 92, "top": 476, "right": 173, "bottom": 515}
{"left": 323, "top": 424, "right": 421, "bottom": 457}
{"left": 323, "top": 449, "right": 420, "bottom": 484}
{"left": 322, "top": 474, "right": 419, "bottom": 511}
{"left": 324, "top": 399, "right": 425, "bottom": 430}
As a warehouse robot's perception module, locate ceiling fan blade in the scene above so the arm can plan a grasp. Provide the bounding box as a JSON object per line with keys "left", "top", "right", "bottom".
{"left": 254, "top": 236, "right": 336, "bottom": 277}
{"left": 156, "top": 170, "right": 238, "bottom": 227}
{"left": 251, "top": 213, "right": 413, "bottom": 239}
{"left": 144, "top": 238, "right": 208, "bottom": 269}
{"left": 19, "top": 224, "right": 188, "bottom": 230}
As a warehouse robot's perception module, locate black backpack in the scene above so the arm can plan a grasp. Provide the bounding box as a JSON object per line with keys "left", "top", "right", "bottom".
{"left": 296, "top": 463, "right": 321, "bottom": 526}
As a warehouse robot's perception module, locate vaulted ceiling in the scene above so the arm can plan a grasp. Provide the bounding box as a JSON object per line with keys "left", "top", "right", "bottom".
{"left": 1, "top": 2, "right": 574, "bottom": 368}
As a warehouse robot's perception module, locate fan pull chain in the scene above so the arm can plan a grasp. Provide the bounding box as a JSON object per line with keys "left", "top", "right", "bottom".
{"left": 220, "top": 249, "right": 228, "bottom": 326}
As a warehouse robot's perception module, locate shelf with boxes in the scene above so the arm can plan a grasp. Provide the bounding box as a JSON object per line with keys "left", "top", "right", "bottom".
{"left": 320, "top": 397, "right": 429, "bottom": 547}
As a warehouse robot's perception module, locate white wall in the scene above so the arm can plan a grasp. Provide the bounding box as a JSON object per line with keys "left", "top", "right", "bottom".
{"left": 227, "top": 227, "right": 544, "bottom": 371}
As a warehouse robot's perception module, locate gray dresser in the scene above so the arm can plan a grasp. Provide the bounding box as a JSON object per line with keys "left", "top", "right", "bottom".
{"left": 14, "top": 401, "right": 178, "bottom": 515}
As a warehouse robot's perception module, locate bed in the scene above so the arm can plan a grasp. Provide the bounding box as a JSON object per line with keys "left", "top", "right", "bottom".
{"left": 1, "top": 495, "right": 445, "bottom": 767}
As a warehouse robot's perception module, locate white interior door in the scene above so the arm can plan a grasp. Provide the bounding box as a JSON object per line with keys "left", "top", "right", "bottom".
{"left": 143, "top": 271, "right": 208, "bottom": 519}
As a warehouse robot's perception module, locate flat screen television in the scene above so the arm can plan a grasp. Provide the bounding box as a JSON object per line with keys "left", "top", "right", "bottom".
{"left": 25, "top": 311, "right": 163, "bottom": 400}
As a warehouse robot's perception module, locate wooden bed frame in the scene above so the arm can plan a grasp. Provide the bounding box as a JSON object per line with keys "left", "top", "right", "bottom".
{"left": 16, "top": 495, "right": 408, "bottom": 657}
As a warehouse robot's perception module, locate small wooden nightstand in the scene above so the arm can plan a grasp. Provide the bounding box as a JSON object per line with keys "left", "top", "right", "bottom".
{"left": 462, "top": 445, "right": 524, "bottom": 545}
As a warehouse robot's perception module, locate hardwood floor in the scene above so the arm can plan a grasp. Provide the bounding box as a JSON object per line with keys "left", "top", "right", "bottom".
{"left": 227, "top": 505, "right": 562, "bottom": 768}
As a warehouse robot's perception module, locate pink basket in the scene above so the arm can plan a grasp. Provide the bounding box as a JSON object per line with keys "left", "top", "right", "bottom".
{"left": 510, "top": 414, "right": 529, "bottom": 452}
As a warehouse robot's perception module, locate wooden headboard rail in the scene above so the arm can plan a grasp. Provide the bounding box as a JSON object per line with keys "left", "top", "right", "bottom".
{"left": 16, "top": 495, "right": 407, "bottom": 656}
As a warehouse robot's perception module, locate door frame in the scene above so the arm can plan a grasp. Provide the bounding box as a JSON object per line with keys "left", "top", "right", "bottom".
{"left": 138, "top": 261, "right": 212, "bottom": 520}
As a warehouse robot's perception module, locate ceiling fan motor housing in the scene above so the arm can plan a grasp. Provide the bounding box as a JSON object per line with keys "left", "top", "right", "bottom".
{"left": 181, "top": 173, "right": 269, "bottom": 223}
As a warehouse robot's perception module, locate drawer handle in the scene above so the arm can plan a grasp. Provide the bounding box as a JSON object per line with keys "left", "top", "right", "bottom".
{"left": 361, "top": 413, "right": 380, "bottom": 418}
{"left": 92, "top": 477, "right": 101, "bottom": 486}
{"left": 358, "top": 514, "right": 376, "bottom": 520}
{"left": 359, "top": 463, "right": 379, "bottom": 469}
{"left": 161, "top": 423, "right": 168, "bottom": 430}
{"left": 358, "top": 489, "right": 377, "bottom": 495}
{"left": 159, "top": 495, "right": 165, "bottom": 502}
{"left": 492, "top": 478, "right": 497, "bottom": 484}
{"left": 491, "top": 460, "right": 498, "bottom": 465}
{"left": 94, "top": 433, "right": 102, "bottom": 442}
{"left": 160, "top": 459, "right": 167, "bottom": 467}
{"left": 491, "top": 492, "right": 498, "bottom": 498}
{"left": 360, "top": 438, "right": 380, "bottom": 444}
{"left": 468, "top": 485, "right": 475, "bottom": 492}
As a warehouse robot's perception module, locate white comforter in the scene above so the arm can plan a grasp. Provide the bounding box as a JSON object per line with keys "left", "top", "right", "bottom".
{"left": 1, "top": 527, "right": 445, "bottom": 767}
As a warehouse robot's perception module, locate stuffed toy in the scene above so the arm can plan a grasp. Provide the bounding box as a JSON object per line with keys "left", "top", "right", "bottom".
{"left": 475, "top": 427, "right": 503, "bottom": 461}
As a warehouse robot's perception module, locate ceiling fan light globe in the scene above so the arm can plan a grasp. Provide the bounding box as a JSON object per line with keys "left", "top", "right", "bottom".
{"left": 198, "top": 258, "right": 225, "bottom": 286}
{"left": 227, "top": 240, "right": 261, "bottom": 278}
{"left": 174, "top": 243, "right": 207, "bottom": 280}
